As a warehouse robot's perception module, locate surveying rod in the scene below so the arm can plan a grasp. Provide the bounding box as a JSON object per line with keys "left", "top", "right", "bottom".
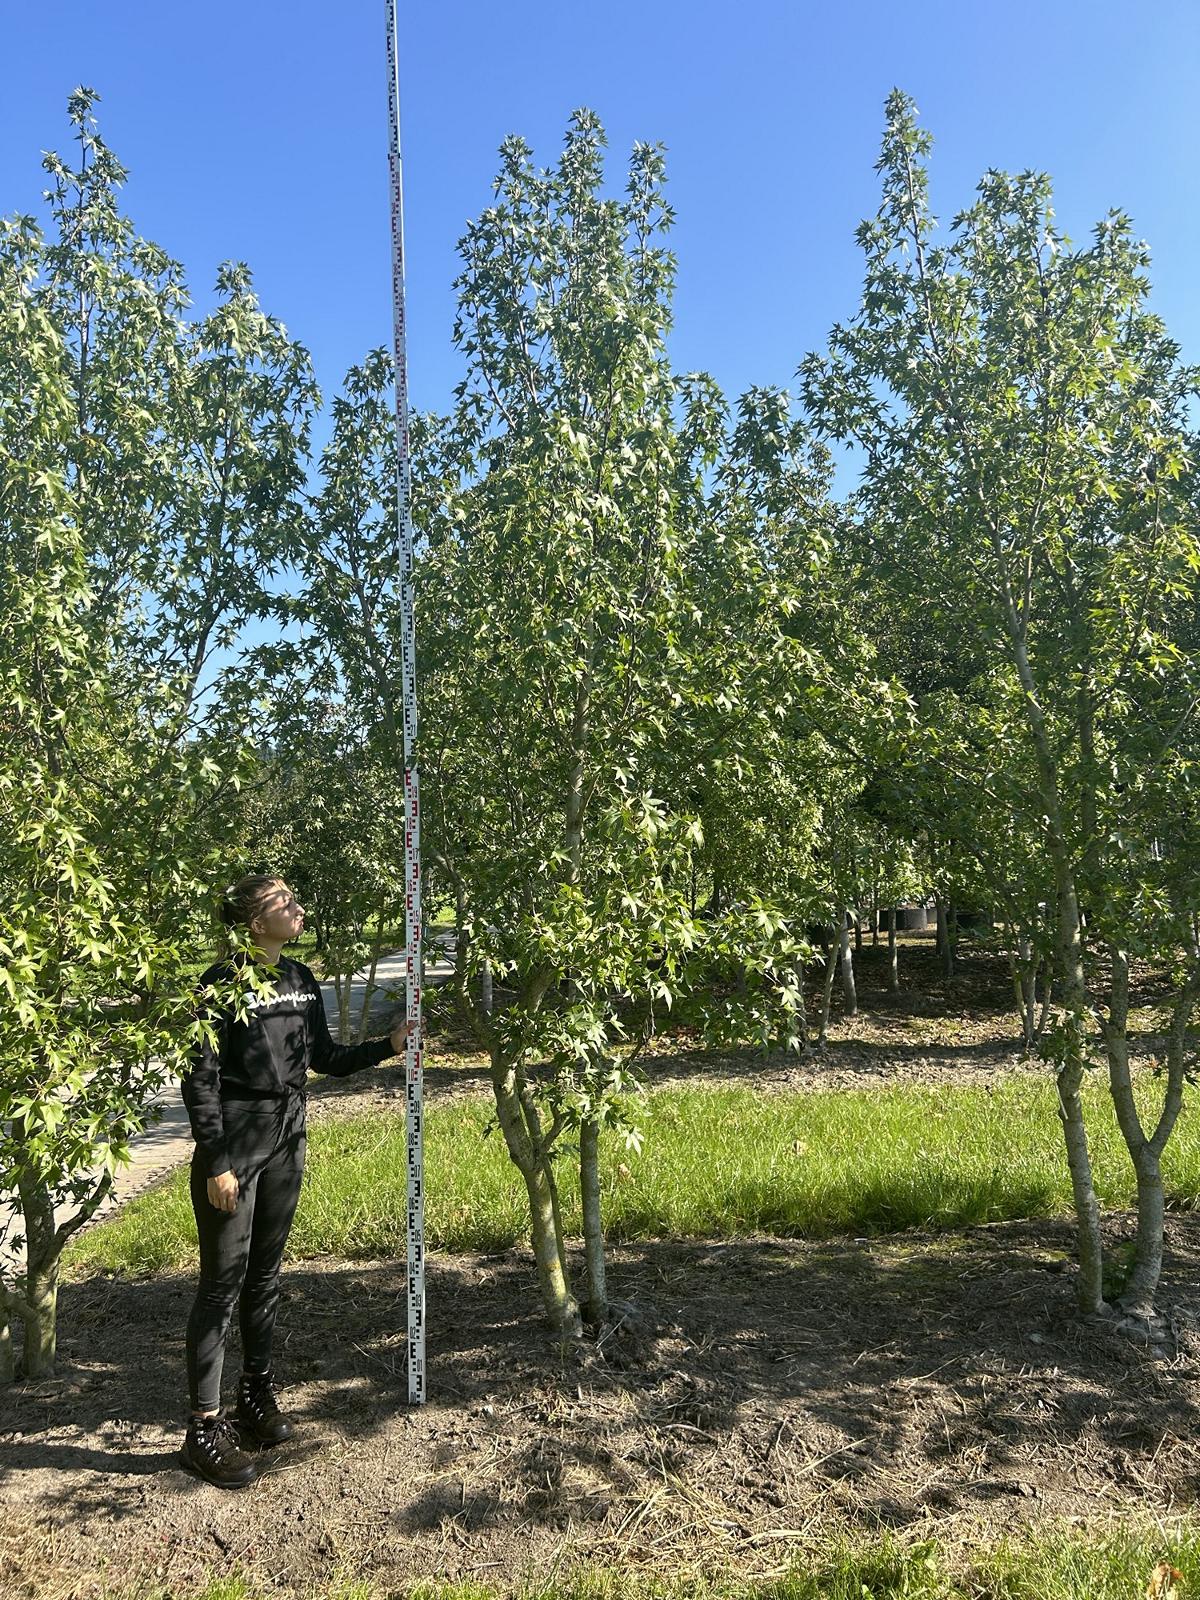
{"left": 385, "top": 0, "right": 425, "bottom": 1405}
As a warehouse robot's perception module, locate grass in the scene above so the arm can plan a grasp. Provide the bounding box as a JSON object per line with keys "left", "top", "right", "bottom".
{"left": 66, "top": 1072, "right": 1200, "bottom": 1278}
{"left": 92, "top": 1527, "right": 1200, "bottom": 1599}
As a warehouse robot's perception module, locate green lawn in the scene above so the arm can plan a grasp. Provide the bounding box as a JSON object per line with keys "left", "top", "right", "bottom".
{"left": 67, "top": 1073, "right": 1200, "bottom": 1277}
{"left": 105, "top": 1528, "right": 1200, "bottom": 1600}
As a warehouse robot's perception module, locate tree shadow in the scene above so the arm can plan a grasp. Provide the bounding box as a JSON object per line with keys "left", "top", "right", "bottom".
{"left": 5, "top": 1214, "right": 1199, "bottom": 1546}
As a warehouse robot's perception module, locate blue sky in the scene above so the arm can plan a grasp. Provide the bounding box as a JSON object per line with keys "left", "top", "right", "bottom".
{"left": 3, "top": 0, "right": 1198, "bottom": 423}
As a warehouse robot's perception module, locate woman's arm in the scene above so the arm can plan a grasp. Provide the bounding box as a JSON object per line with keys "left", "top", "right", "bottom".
{"left": 301, "top": 964, "right": 407, "bottom": 1077}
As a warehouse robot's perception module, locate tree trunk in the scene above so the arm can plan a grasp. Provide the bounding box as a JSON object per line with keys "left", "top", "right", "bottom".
{"left": 1110, "top": 947, "right": 1200, "bottom": 1317}
{"left": 936, "top": 898, "right": 954, "bottom": 979}
{"left": 1103, "top": 946, "right": 1159, "bottom": 1315}
{"left": 1050, "top": 880, "right": 1105, "bottom": 1315}
{"left": 480, "top": 961, "right": 494, "bottom": 1017}
{"left": 887, "top": 906, "right": 899, "bottom": 993}
{"left": 453, "top": 879, "right": 468, "bottom": 988}
{"left": 854, "top": 916, "right": 863, "bottom": 955}
{"left": 490, "top": 1061, "right": 581, "bottom": 1338}
{"left": 580, "top": 1117, "right": 607, "bottom": 1326}
{"left": 332, "top": 973, "right": 351, "bottom": 1043}
{"left": 21, "top": 1264, "right": 58, "bottom": 1379}
{"left": 356, "top": 920, "right": 387, "bottom": 1041}
{"left": 0, "top": 1303, "right": 14, "bottom": 1384}
{"left": 818, "top": 928, "right": 838, "bottom": 1045}
{"left": 1016, "top": 932, "right": 1037, "bottom": 1054}
{"left": 1001, "top": 600, "right": 1104, "bottom": 1313}
{"left": 524, "top": 1158, "right": 578, "bottom": 1338}
{"left": 1037, "top": 966, "right": 1054, "bottom": 1040}
{"left": 838, "top": 913, "right": 857, "bottom": 1018}
{"left": 15, "top": 1173, "right": 59, "bottom": 1378}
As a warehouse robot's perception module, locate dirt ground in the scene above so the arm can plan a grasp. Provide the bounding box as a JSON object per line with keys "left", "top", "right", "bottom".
{"left": 3, "top": 1220, "right": 1200, "bottom": 1600}
{"left": 2, "top": 938, "right": 1196, "bottom": 1600}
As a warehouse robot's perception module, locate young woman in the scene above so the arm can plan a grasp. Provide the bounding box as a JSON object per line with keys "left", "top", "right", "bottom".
{"left": 179, "top": 874, "right": 411, "bottom": 1488}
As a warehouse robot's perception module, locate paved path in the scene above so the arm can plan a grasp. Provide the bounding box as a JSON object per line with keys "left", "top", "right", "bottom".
{"left": 2, "top": 940, "right": 454, "bottom": 1272}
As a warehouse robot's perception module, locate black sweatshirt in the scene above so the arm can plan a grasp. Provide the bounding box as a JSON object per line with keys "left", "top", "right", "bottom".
{"left": 182, "top": 956, "right": 393, "bottom": 1178}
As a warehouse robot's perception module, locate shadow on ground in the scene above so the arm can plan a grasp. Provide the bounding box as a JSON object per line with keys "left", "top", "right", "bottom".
{"left": 3, "top": 1213, "right": 1200, "bottom": 1598}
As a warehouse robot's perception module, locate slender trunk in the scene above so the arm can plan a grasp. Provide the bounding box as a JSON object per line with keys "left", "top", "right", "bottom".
{"left": 936, "top": 898, "right": 954, "bottom": 979}
{"left": 330, "top": 973, "right": 348, "bottom": 1043}
{"left": 1017, "top": 932, "right": 1037, "bottom": 1054}
{"left": 490, "top": 1059, "right": 580, "bottom": 1337}
{"left": 1051, "top": 879, "right": 1105, "bottom": 1315}
{"left": 838, "top": 913, "right": 857, "bottom": 1017}
{"left": 854, "top": 916, "right": 863, "bottom": 955}
{"left": 480, "top": 962, "right": 494, "bottom": 1017}
{"left": 523, "top": 1158, "right": 579, "bottom": 1338}
{"left": 454, "top": 880, "right": 467, "bottom": 989}
{"left": 1115, "top": 950, "right": 1200, "bottom": 1316}
{"left": 580, "top": 1117, "right": 607, "bottom": 1325}
{"left": 356, "top": 919, "right": 387, "bottom": 1042}
{"left": 5, "top": 1157, "right": 113, "bottom": 1382}
{"left": 340, "top": 975, "right": 352, "bottom": 1043}
{"left": 1103, "top": 946, "right": 1160, "bottom": 1315}
{"left": 887, "top": 906, "right": 899, "bottom": 992}
{"left": 1037, "top": 964, "right": 1054, "bottom": 1038}
{"left": 15, "top": 1173, "right": 59, "bottom": 1378}
{"left": 1001, "top": 599, "right": 1104, "bottom": 1313}
{"left": 818, "top": 929, "right": 838, "bottom": 1045}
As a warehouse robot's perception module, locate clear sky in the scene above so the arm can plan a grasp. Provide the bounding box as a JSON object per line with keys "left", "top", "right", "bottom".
{"left": 3, "top": 0, "right": 1197, "bottom": 423}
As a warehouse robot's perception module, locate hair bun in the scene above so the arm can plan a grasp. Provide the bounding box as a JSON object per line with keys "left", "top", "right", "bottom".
{"left": 218, "top": 874, "right": 283, "bottom": 936}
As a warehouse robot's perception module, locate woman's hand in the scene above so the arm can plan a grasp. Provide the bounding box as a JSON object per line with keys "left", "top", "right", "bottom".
{"left": 390, "top": 1017, "right": 414, "bottom": 1056}
{"left": 207, "top": 1171, "right": 239, "bottom": 1214}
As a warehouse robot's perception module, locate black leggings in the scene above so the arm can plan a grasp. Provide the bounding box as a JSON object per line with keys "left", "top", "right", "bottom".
{"left": 186, "top": 1096, "right": 306, "bottom": 1412}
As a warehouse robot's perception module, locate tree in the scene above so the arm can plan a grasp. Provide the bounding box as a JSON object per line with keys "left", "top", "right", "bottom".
{"left": 803, "top": 91, "right": 1200, "bottom": 1319}
{"left": 284, "top": 118, "right": 821, "bottom": 1336}
{"left": 0, "top": 93, "right": 315, "bottom": 1378}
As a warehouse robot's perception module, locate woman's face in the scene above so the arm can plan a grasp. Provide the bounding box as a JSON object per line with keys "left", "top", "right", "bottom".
{"left": 250, "top": 882, "right": 306, "bottom": 945}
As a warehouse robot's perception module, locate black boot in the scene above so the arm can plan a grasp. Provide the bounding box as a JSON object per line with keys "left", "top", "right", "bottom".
{"left": 235, "top": 1368, "right": 295, "bottom": 1445}
{"left": 181, "top": 1412, "right": 260, "bottom": 1489}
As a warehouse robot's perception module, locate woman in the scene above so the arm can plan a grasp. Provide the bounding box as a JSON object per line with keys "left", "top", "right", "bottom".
{"left": 180, "top": 874, "right": 411, "bottom": 1488}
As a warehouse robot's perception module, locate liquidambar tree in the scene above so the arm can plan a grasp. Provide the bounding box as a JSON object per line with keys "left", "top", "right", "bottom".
{"left": 417, "top": 114, "right": 827, "bottom": 1335}
{"left": 0, "top": 93, "right": 315, "bottom": 1378}
{"left": 803, "top": 91, "right": 1200, "bottom": 1320}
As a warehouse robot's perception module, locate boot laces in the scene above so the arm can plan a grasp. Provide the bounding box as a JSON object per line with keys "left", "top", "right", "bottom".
{"left": 196, "top": 1414, "right": 241, "bottom": 1459}
{"left": 242, "top": 1372, "right": 281, "bottom": 1415}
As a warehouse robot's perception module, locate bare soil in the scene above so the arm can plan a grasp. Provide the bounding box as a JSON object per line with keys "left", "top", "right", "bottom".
{"left": 4, "top": 1219, "right": 1200, "bottom": 1599}
{"left": 3, "top": 938, "right": 1197, "bottom": 1600}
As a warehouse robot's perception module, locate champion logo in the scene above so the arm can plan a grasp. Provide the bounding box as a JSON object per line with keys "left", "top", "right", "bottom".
{"left": 240, "top": 990, "right": 320, "bottom": 1013}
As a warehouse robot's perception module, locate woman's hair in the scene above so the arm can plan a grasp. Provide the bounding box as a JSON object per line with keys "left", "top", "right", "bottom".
{"left": 219, "top": 874, "right": 284, "bottom": 931}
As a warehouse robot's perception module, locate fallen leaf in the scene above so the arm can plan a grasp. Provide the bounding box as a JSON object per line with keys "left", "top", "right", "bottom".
{"left": 1147, "top": 1561, "right": 1185, "bottom": 1600}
